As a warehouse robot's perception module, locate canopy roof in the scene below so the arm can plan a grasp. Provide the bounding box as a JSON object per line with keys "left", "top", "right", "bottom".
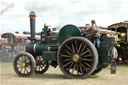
{"left": 108, "top": 21, "right": 128, "bottom": 29}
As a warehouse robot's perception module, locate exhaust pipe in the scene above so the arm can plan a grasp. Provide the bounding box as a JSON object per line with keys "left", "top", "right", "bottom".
{"left": 29, "top": 11, "right": 36, "bottom": 42}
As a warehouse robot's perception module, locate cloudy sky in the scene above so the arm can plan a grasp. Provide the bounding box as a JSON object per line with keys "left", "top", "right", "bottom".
{"left": 0, "top": 0, "right": 128, "bottom": 33}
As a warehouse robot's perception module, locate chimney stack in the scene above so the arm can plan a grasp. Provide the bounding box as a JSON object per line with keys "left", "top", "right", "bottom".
{"left": 29, "top": 11, "right": 36, "bottom": 42}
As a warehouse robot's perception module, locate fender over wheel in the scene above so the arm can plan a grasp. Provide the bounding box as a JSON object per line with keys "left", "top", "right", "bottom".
{"left": 57, "top": 37, "right": 98, "bottom": 79}
{"left": 13, "top": 52, "right": 36, "bottom": 77}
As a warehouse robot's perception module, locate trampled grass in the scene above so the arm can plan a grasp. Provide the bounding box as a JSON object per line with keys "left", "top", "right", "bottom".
{"left": 0, "top": 62, "right": 128, "bottom": 85}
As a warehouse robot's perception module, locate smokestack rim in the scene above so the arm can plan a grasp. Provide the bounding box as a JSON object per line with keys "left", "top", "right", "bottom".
{"left": 29, "top": 11, "right": 36, "bottom": 19}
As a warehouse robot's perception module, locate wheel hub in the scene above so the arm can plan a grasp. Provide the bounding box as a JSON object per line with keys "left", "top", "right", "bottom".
{"left": 73, "top": 54, "right": 79, "bottom": 62}
{"left": 22, "top": 63, "right": 26, "bottom": 67}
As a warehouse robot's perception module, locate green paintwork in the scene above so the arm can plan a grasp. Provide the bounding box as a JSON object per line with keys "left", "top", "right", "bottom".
{"left": 35, "top": 43, "right": 47, "bottom": 56}
{"left": 47, "top": 36, "right": 58, "bottom": 45}
{"left": 25, "top": 43, "right": 35, "bottom": 56}
{"left": 48, "top": 46, "right": 58, "bottom": 51}
{"left": 43, "top": 51, "right": 57, "bottom": 61}
{"left": 58, "top": 24, "right": 81, "bottom": 45}
{"left": 99, "top": 36, "right": 115, "bottom": 66}
{"left": 34, "top": 43, "right": 58, "bottom": 56}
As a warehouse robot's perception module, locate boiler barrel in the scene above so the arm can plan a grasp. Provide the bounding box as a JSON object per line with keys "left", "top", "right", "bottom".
{"left": 25, "top": 43, "right": 58, "bottom": 56}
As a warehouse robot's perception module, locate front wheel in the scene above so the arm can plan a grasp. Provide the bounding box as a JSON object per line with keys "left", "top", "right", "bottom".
{"left": 13, "top": 52, "right": 36, "bottom": 77}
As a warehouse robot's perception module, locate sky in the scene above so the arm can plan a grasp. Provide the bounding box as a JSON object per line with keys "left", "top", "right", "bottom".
{"left": 0, "top": 0, "right": 128, "bottom": 33}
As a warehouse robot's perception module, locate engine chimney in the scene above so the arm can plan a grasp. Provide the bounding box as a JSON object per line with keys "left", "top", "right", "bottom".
{"left": 29, "top": 11, "right": 36, "bottom": 42}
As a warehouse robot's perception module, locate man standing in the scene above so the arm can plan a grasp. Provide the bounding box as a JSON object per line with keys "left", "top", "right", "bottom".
{"left": 91, "top": 20, "right": 100, "bottom": 48}
{"left": 86, "top": 20, "right": 100, "bottom": 48}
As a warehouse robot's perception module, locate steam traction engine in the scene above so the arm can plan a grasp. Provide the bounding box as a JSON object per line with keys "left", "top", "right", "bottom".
{"left": 13, "top": 11, "right": 116, "bottom": 79}
{"left": 108, "top": 22, "right": 128, "bottom": 64}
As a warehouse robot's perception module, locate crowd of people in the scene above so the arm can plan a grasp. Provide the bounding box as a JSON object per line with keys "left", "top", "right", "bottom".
{"left": 0, "top": 44, "right": 21, "bottom": 62}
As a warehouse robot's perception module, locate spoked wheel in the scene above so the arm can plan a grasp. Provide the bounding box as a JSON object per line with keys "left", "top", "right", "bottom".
{"left": 35, "top": 56, "right": 49, "bottom": 74}
{"left": 57, "top": 37, "right": 98, "bottom": 79}
{"left": 13, "top": 52, "right": 36, "bottom": 77}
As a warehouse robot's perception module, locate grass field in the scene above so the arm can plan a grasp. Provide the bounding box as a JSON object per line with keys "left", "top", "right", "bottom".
{"left": 0, "top": 62, "right": 128, "bottom": 85}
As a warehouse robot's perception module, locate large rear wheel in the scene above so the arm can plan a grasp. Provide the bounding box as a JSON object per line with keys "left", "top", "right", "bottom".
{"left": 57, "top": 37, "right": 98, "bottom": 79}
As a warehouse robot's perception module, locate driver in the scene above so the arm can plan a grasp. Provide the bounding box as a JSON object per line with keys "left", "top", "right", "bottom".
{"left": 85, "top": 20, "right": 100, "bottom": 48}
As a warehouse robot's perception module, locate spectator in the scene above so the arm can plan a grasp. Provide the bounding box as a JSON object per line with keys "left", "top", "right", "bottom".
{"left": 112, "top": 47, "right": 118, "bottom": 60}
{"left": 14, "top": 47, "right": 20, "bottom": 56}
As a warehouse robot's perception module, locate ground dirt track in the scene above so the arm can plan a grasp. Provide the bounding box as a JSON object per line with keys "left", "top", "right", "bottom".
{"left": 0, "top": 63, "right": 128, "bottom": 85}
